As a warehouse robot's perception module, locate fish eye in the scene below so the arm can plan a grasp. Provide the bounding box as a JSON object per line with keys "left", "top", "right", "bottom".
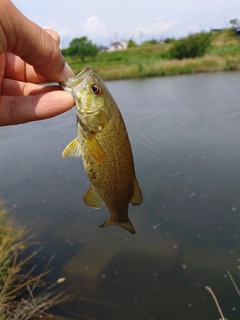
{"left": 91, "top": 84, "right": 101, "bottom": 95}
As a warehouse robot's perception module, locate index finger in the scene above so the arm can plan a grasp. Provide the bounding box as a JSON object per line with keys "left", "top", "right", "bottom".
{"left": 4, "top": 52, "right": 60, "bottom": 84}
{"left": 0, "top": 0, "right": 73, "bottom": 82}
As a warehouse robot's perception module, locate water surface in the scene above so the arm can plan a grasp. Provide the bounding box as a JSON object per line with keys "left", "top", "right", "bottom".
{"left": 1, "top": 72, "right": 240, "bottom": 319}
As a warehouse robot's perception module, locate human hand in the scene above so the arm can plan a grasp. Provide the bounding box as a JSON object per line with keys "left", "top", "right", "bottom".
{"left": 0, "top": 0, "right": 75, "bottom": 126}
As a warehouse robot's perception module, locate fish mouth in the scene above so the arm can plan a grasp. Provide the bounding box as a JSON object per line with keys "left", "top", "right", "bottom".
{"left": 59, "top": 65, "right": 93, "bottom": 92}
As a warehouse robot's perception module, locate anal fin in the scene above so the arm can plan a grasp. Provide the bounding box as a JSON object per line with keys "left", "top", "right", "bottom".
{"left": 83, "top": 185, "right": 105, "bottom": 209}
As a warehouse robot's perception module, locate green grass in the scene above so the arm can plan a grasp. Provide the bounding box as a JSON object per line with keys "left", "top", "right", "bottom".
{"left": 64, "top": 29, "right": 240, "bottom": 80}
{"left": 207, "top": 43, "right": 240, "bottom": 56}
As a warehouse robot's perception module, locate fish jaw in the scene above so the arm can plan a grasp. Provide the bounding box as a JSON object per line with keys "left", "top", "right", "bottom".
{"left": 60, "top": 66, "right": 92, "bottom": 90}
{"left": 59, "top": 65, "right": 93, "bottom": 100}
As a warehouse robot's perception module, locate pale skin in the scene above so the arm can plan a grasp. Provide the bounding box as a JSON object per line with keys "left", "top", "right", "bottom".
{"left": 0, "top": 0, "right": 75, "bottom": 126}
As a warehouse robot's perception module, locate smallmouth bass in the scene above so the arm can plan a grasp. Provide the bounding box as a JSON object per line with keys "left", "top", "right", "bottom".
{"left": 61, "top": 66, "right": 143, "bottom": 234}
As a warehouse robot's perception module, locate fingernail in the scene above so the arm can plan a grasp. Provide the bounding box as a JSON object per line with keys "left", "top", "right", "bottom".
{"left": 62, "top": 62, "right": 74, "bottom": 81}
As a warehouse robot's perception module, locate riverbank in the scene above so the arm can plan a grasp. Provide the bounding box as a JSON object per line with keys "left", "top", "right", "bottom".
{"left": 0, "top": 201, "right": 70, "bottom": 320}
{"left": 64, "top": 29, "right": 240, "bottom": 80}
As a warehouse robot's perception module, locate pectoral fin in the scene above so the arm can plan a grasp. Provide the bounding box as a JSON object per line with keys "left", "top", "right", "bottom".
{"left": 62, "top": 138, "right": 81, "bottom": 158}
{"left": 130, "top": 178, "right": 143, "bottom": 206}
{"left": 99, "top": 217, "right": 136, "bottom": 234}
{"left": 83, "top": 185, "right": 105, "bottom": 208}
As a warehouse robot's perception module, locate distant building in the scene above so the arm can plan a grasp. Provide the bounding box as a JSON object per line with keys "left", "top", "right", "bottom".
{"left": 211, "top": 27, "right": 240, "bottom": 38}
{"left": 234, "top": 27, "right": 240, "bottom": 38}
{"left": 98, "top": 45, "right": 109, "bottom": 53}
{"left": 108, "top": 41, "right": 128, "bottom": 52}
{"left": 211, "top": 28, "right": 225, "bottom": 33}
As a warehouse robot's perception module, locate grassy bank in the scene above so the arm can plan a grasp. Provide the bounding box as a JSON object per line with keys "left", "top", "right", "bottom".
{"left": 0, "top": 200, "right": 70, "bottom": 320}
{"left": 64, "top": 29, "right": 240, "bottom": 80}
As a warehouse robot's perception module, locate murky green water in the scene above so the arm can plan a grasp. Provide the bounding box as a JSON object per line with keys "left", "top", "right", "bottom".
{"left": 1, "top": 72, "right": 240, "bottom": 319}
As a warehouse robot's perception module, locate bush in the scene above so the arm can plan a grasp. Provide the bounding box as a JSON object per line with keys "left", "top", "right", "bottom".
{"left": 142, "top": 39, "right": 158, "bottom": 46}
{"left": 164, "top": 37, "right": 175, "bottom": 44}
{"left": 169, "top": 32, "right": 212, "bottom": 59}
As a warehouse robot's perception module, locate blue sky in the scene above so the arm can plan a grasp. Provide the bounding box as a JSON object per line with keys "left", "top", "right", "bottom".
{"left": 13, "top": 0, "right": 239, "bottom": 48}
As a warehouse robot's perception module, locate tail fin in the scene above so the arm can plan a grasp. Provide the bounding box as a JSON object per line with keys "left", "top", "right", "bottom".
{"left": 99, "top": 217, "right": 136, "bottom": 234}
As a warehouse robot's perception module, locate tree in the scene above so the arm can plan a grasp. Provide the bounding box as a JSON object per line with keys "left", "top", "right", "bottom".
{"left": 67, "top": 37, "right": 98, "bottom": 62}
{"left": 61, "top": 48, "right": 68, "bottom": 56}
{"left": 229, "top": 19, "right": 240, "bottom": 28}
{"left": 128, "top": 39, "right": 137, "bottom": 48}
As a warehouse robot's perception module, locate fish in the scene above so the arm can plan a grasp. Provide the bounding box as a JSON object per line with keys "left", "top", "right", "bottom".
{"left": 60, "top": 66, "right": 143, "bottom": 234}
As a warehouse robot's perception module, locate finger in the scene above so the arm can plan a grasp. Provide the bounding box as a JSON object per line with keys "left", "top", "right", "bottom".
{"left": 4, "top": 52, "right": 49, "bottom": 83}
{"left": 2, "top": 77, "right": 63, "bottom": 96}
{"left": 4, "top": 51, "right": 71, "bottom": 84}
{"left": 0, "top": 0, "right": 74, "bottom": 82}
{"left": 0, "top": 91, "right": 75, "bottom": 126}
{"left": 45, "top": 29, "right": 61, "bottom": 46}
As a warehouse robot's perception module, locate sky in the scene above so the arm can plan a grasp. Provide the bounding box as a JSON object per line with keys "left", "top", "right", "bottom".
{"left": 13, "top": 0, "right": 240, "bottom": 48}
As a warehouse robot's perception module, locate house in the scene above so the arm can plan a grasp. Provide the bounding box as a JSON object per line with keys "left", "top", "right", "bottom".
{"left": 234, "top": 27, "right": 240, "bottom": 38}
{"left": 98, "top": 45, "right": 109, "bottom": 53}
{"left": 211, "top": 28, "right": 225, "bottom": 33}
{"left": 108, "top": 40, "right": 128, "bottom": 52}
{"left": 211, "top": 27, "right": 240, "bottom": 38}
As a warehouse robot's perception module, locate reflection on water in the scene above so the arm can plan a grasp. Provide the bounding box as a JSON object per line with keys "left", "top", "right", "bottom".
{"left": 1, "top": 72, "right": 240, "bottom": 319}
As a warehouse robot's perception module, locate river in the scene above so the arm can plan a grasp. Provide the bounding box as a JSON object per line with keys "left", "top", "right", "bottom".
{"left": 1, "top": 71, "right": 240, "bottom": 319}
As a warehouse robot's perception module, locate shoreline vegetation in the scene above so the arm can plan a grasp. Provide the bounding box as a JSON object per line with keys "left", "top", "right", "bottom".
{"left": 63, "top": 29, "right": 240, "bottom": 81}
{"left": 0, "top": 200, "right": 70, "bottom": 320}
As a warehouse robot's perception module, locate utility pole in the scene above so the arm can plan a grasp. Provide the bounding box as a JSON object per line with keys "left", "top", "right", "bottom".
{"left": 139, "top": 30, "right": 143, "bottom": 44}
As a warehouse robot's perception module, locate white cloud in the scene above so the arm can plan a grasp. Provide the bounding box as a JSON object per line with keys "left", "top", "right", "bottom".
{"left": 78, "top": 16, "right": 108, "bottom": 42}
{"left": 130, "top": 18, "right": 178, "bottom": 42}
{"left": 13, "top": 0, "right": 240, "bottom": 46}
{"left": 43, "top": 21, "right": 72, "bottom": 48}
{"left": 157, "top": 17, "right": 166, "bottom": 21}
{"left": 185, "top": 24, "right": 202, "bottom": 35}
{"left": 44, "top": 16, "right": 109, "bottom": 47}
{"left": 57, "top": 27, "right": 72, "bottom": 39}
